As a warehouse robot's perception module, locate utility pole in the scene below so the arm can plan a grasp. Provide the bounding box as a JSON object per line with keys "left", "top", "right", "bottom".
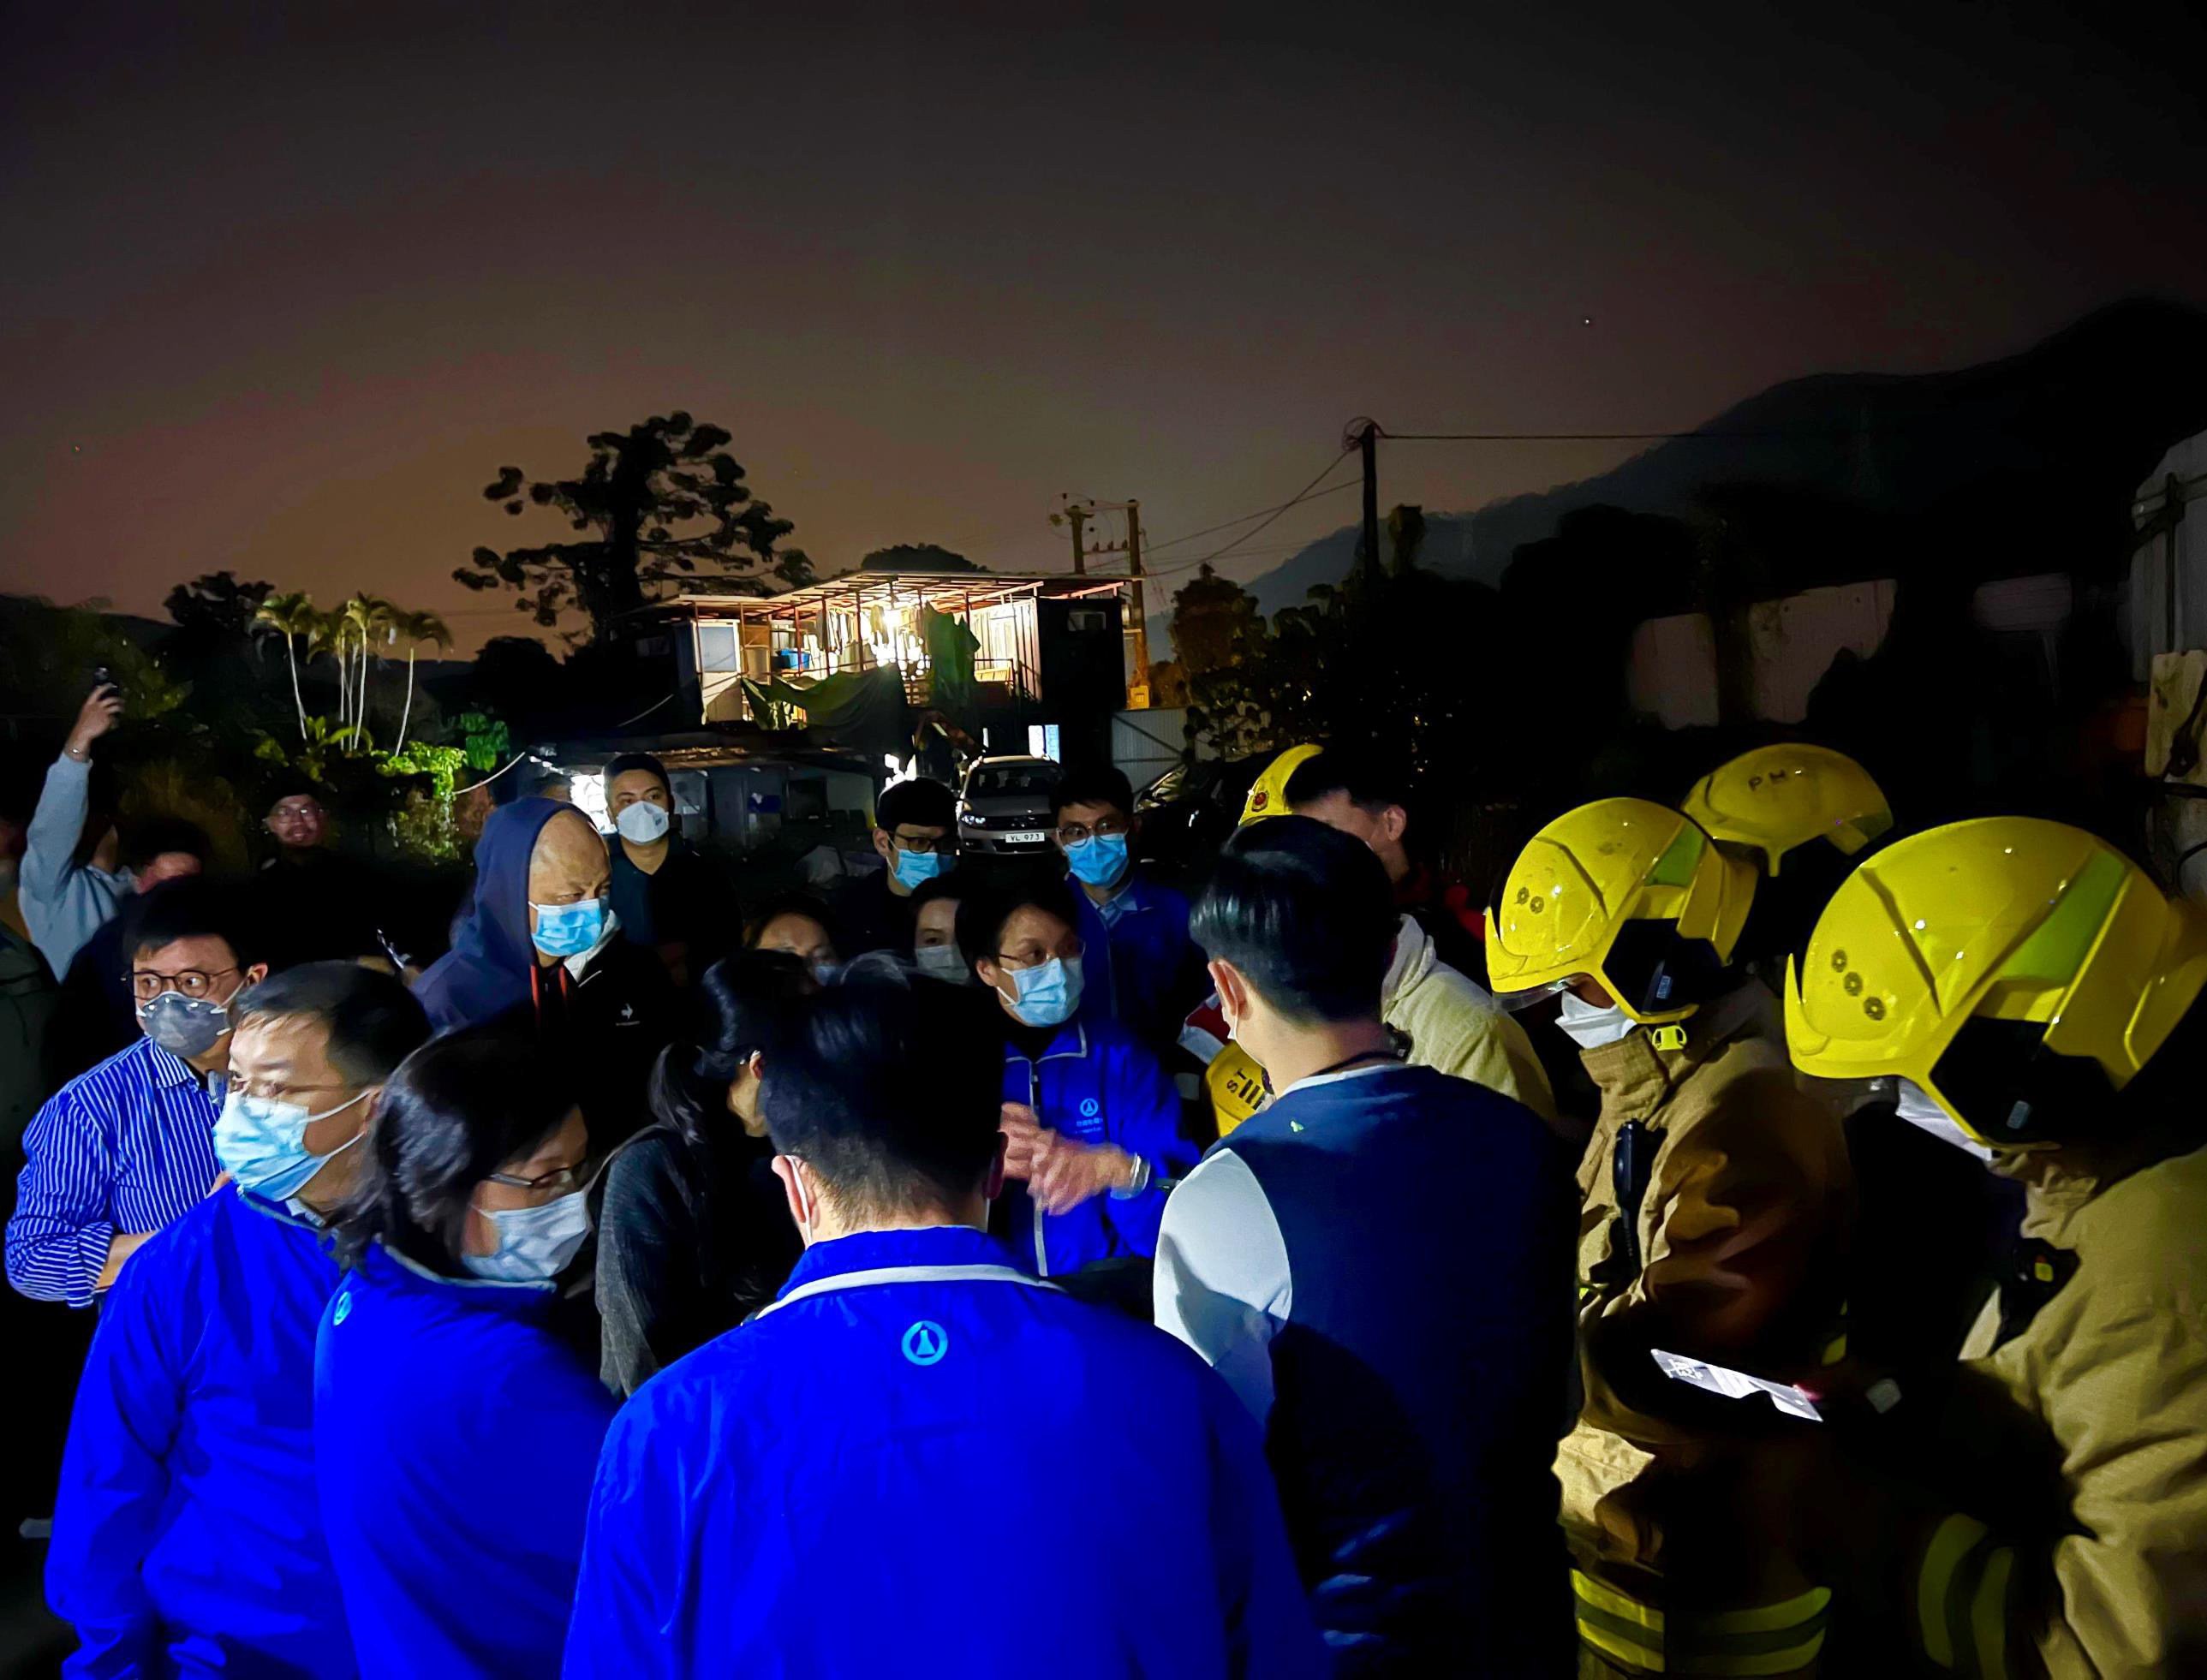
{"left": 1124, "top": 499, "right": 1151, "bottom": 705}
{"left": 1052, "top": 496, "right": 1152, "bottom": 707}
{"left": 1352, "top": 418, "right": 1382, "bottom": 583}
{"left": 1065, "top": 499, "right": 1088, "bottom": 575}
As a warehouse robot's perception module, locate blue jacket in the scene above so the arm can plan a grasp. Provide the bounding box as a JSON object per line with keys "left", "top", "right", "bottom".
{"left": 999, "top": 1017, "right": 1196, "bottom": 1277}
{"left": 1070, "top": 867, "right": 1196, "bottom": 1050}
{"left": 313, "top": 1243, "right": 616, "bottom": 1679}
{"left": 48, "top": 1187, "right": 350, "bottom": 1678}
{"left": 564, "top": 1224, "right": 1323, "bottom": 1679}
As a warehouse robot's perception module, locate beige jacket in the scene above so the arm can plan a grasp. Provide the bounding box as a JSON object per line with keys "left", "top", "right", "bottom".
{"left": 1900, "top": 1138, "right": 2207, "bottom": 1678}
{"left": 1381, "top": 914, "right": 1556, "bottom": 1123}
{"left": 1559, "top": 985, "right": 1852, "bottom": 1627}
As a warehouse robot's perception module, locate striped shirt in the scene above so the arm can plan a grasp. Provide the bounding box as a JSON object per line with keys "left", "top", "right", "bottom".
{"left": 7, "top": 1036, "right": 221, "bottom": 1307}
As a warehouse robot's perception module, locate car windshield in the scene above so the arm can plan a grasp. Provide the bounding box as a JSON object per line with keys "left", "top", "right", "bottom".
{"left": 969, "top": 764, "right": 1058, "bottom": 798}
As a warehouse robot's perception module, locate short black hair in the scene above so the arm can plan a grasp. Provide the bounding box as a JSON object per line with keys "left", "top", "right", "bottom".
{"left": 331, "top": 1023, "right": 578, "bottom": 1275}
{"left": 1284, "top": 750, "right": 1408, "bottom": 818}
{"left": 128, "top": 878, "right": 264, "bottom": 971}
{"left": 1191, "top": 814, "right": 1395, "bottom": 1023}
{"left": 761, "top": 968, "right": 1004, "bottom": 1217}
{"left": 602, "top": 753, "right": 669, "bottom": 793}
{"left": 651, "top": 950, "right": 815, "bottom": 1147}
{"left": 1051, "top": 764, "right": 1134, "bottom": 823}
{"left": 743, "top": 891, "right": 839, "bottom": 953}
{"left": 910, "top": 874, "right": 963, "bottom": 913}
{"left": 876, "top": 777, "right": 956, "bottom": 832}
{"left": 231, "top": 961, "right": 432, "bottom": 1086}
{"left": 265, "top": 775, "right": 325, "bottom": 812}
{"left": 120, "top": 816, "right": 211, "bottom": 872}
{"left": 954, "top": 875, "right": 1082, "bottom": 966}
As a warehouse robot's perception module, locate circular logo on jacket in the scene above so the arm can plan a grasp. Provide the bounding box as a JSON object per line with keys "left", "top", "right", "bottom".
{"left": 331, "top": 1292, "right": 352, "bottom": 1327}
{"left": 902, "top": 1320, "right": 949, "bottom": 1367}
{"left": 1080, "top": 1098, "right": 1101, "bottom": 1118}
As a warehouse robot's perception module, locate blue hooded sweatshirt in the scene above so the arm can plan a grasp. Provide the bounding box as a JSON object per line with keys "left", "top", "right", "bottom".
{"left": 313, "top": 1242, "right": 616, "bottom": 1680}
{"left": 564, "top": 1224, "right": 1325, "bottom": 1679}
{"left": 412, "top": 798, "right": 567, "bottom": 1030}
{"left": 48, "top": 1186, "right": 351, "bottom": 1679}
{"left": 998, "top": 1016, "right": 1196, "bottom": 1277}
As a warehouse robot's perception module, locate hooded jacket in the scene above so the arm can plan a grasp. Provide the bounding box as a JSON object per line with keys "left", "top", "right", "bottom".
{"left": 412, "top": 798, "right": 673, "bottom": 1150}
{"left": 1381, "top": 914, "right": 1557, "bottom": 1125}
{"left": 413, "top": 798, "right": 566, "bottom": 1029}
{"left": 564, "top": 1224, "right": 1325, "bottom": 1679}
{"left": 49, "top": 1188, "right": 351, "bottom": 1678}
{"left": 1560, "top": 983, "right": 1851, "bottom": 1670}
{"left": 314, "top": 1242, "right": 616, "bottom": 1680}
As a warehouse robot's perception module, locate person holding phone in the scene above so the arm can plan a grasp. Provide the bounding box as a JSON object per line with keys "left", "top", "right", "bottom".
{"left": 20, "top": 682, "right": 129, "bottom": 979}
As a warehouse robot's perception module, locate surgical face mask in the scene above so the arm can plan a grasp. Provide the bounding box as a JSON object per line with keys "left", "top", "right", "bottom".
{"left": 1555, "top": 990, "right": 1638, "bottom": 1051}
{"left": 892, "top": 845, "right": 944, "bottom": 891}
{"left": 614, "top": 801, "right": 671, "bottom": 844}
{"left": 140, "top": 991, "right": 233, "bottom": 1061}
{"left": 1003, "top": 954, "right": 1083, "bottom": 1028}
{"left": 531, "top": 896, "right": 609, "bottom": 958}
{"left": 1064, "top": 832, "right": 1130, "bottom": 889}
{"left": 915, "top": 944, "right": 970, "bottom": 983}
{"left": 1894, "top": 1079, "right": 1995, "bottom": 1164}
{"left": 462, "top": 1189, "right": 593, "bottom": 1284}
{"left": 216, "top": 1089, "right": 368, "bottom": 1202}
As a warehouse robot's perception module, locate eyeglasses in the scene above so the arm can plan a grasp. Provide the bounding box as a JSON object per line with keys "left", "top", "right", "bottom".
{"left": 892, "top": 830, "right": 957, "bottom": 855}
{"left": 131, "top": 966, "right": 242, "bottom": 1003}
{"left": 482, "top": 1163, "right": 591, "bottom": 1198}
{"left": 993, "top": 937, "right": 1084, "bottom": 969}
{"left": 229, "top": 1075, "right": 350, "bottom": 1105}
{"left": 269, "top": 801, "right": 324, "bottom": 822}
{"left": 1055, "top": 817, "right": 1129, "bottom": 846}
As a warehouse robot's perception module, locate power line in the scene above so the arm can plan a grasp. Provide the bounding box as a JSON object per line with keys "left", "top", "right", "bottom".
{"left": 1143, "top": 468, "right": 1358, "bottom": 557}
{"left": 1141, "top": 451, "right": 1359, "bottom": 581}
{"left": 1382, "top": 429, "right": 1853, "bottom": 442}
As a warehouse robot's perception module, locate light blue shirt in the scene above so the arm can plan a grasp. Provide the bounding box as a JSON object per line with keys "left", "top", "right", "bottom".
{"left": 21, "top": 754, "right": 129, "bottom": 979}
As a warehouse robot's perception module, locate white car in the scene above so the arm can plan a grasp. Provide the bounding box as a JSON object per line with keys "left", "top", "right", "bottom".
{"left": 956, "top": 757, "right": 1060, "bottom": 855}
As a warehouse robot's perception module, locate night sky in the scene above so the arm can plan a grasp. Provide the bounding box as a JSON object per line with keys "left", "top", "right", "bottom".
{"left": 7, "top": 3, "right": 2204, "bottom": 651}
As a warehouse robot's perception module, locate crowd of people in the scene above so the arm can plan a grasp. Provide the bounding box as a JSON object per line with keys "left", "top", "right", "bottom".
{"left": 3, "top": 678, "right": 2204, "bottom": 1677}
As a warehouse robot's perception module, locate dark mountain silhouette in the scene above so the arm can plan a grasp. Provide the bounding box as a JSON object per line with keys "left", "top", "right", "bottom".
{"left": 1241, "top": 297, "right": 2207, "bottom": 617}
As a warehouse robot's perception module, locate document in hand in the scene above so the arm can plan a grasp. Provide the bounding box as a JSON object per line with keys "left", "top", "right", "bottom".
{"left": 1650, "top": 1349, "right": 1824, "bottom": 1422}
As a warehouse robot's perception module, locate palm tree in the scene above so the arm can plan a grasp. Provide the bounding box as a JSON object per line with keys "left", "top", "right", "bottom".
{"left": 388, "top": 606, "right": 452, "bottom": 753}
{"left": 253, "top": 591, "right": 319, "bottom": 740}
{"left": 340, "top": 595, "right": 391, "bottom": 748}
{"left": 311, "top": 607, "right": 350, "bottom": 733}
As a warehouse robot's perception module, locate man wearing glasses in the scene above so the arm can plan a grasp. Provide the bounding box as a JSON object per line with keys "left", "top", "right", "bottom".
{"left": 835, "top": 778, "right": 962, "bottom": 957}
{"left": 1051, "top": 766, "right": 1199, "bottom": 1054}
{"left": 8, "top": 880, "right": 266, "bottom": 1306}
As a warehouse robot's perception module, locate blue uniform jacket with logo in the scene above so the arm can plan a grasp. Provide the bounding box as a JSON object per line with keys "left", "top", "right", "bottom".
{"left": 564, "top": 1224, "right": 1324, "bottom": 1679}
{"left": 48, "top": 1186, "right": 351, "bottom": 1678}
{"left": 313, "top": 1242, "right": 616, "bottom": 1679}
{"left": 999, "top": 1017, "right": 1196, "bottom": 1276}
{"left": 1070, "top": 868, "right": 1196, "bottom": 1049}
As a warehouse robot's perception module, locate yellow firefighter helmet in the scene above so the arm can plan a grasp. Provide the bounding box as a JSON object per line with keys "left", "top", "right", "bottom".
{"left": 1787, "top": 817, "right": 2207, "bottom": 1147}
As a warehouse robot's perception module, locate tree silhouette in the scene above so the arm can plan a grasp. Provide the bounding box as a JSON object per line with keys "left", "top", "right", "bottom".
{"left": 860, "top": 544, "right": 983, "bottom": 573}
{"left": 165, "top": 570, "right": 274, "bottom": 640}
{"left": 456, "top": 412, "right": 814, "bottom": 642}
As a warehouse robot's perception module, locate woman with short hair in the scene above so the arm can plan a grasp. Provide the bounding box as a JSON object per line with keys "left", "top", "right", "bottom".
{"left": 314, "top": 1025, "right": 616, "bottom": 1679}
